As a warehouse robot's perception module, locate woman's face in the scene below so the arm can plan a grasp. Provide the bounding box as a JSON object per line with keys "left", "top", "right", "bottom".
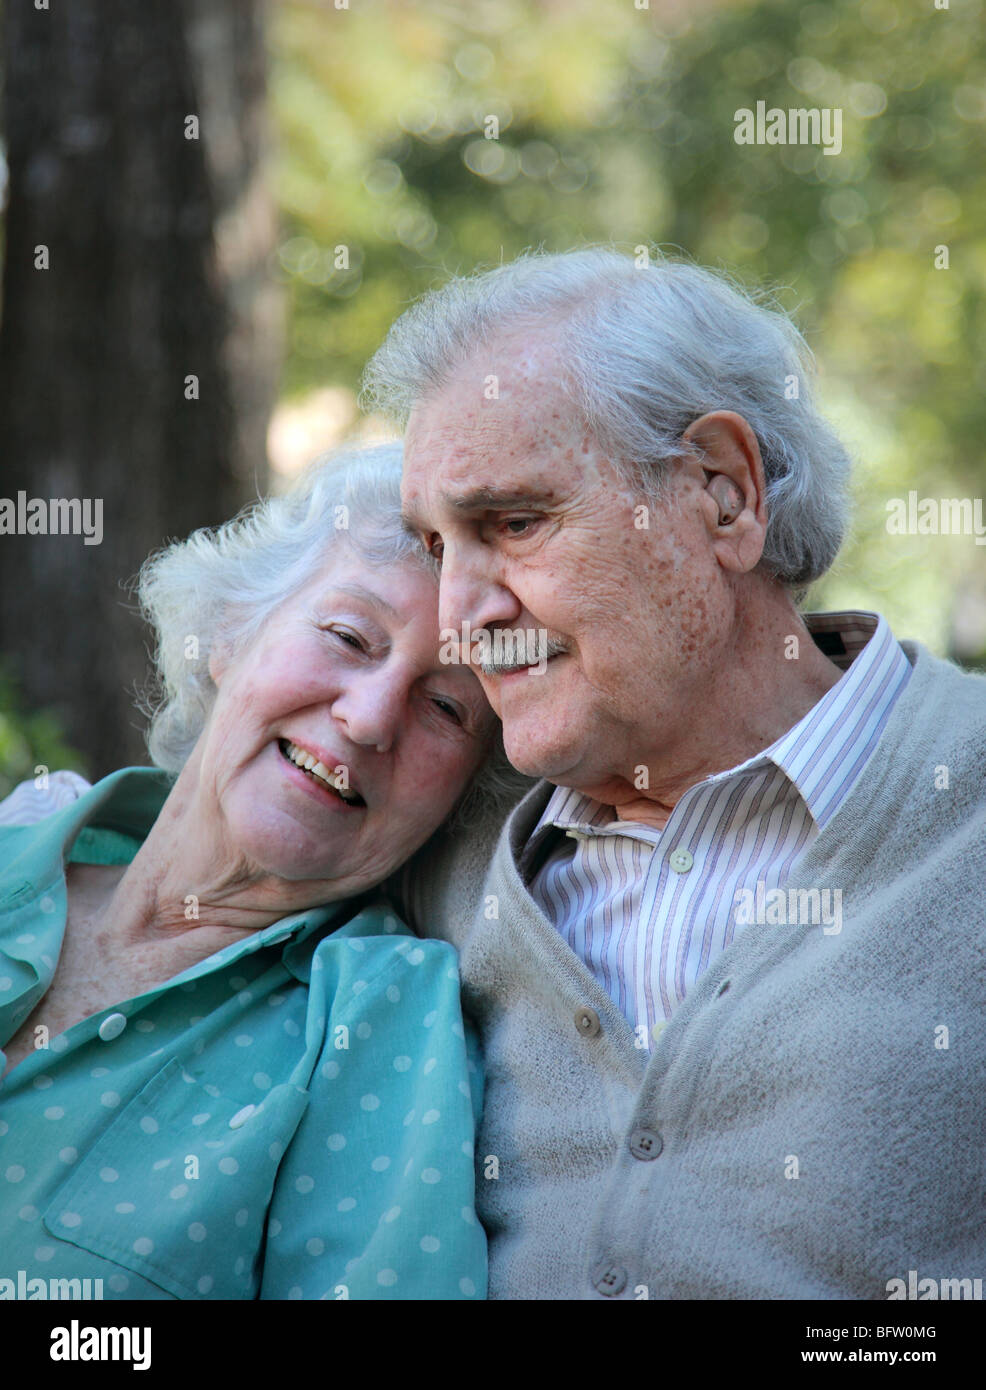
{"left": 193, "top": 542, "right": 496, "bottom": 899}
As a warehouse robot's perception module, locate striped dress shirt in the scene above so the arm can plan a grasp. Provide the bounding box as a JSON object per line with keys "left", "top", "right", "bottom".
{"left": 519, "top": 610, "right": 912, "bottom": 1044}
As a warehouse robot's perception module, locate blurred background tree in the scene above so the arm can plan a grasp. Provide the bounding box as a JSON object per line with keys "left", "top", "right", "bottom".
{"left": 1, "top": 0, "right": 984, "bottom": 790}
{"left": 0, "top": 0, "right": 278, "bottom": 780}
{"left": 269, "top": 0, "right": 986, "bottom": 666}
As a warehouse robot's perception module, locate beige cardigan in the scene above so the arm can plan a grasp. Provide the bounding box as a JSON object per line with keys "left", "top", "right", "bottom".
{"left": 403, "top": 640, "right": 986, "bottom": 1299}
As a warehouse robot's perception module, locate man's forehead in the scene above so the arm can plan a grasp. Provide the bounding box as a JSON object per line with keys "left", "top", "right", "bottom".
{"left": 404, "top": 333, "right": 567, "bottom": 443}
{"left": 403, "top": 397, "right": 564, "bottom": 482}
{"left": 413, "top": 327, "right": 564, "bottom": 404}
{"left": 405, "top": 392, "right": 525, "bottom": 463}
{"left": 400, "top": 340, "right": 589, "bottom": 529}
{"left": 403, "top": 402, "right": 584, "bottom": 486}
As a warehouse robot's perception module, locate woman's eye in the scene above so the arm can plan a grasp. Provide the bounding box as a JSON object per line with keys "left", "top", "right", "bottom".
{"left": 431, "top": 697, "right": 462, "bottom": 724}
{"left": 328, "top": 627, "right": 364, "bottom": 651}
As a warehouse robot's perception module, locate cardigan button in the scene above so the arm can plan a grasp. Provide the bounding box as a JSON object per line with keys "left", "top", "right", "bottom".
{"left": 574, "top": 1006, "right": 601, "bottom": 1038}
{"left": 628, "top": 1127, "right": 663, "bottom": 1160}
{"left": 591, "top": 1260, "right": 628, "bottom": 1297}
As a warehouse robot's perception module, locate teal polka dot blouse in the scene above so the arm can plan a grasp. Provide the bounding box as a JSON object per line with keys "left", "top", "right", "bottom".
{"left": 0, "top": 769, "right": 486, "bottom": 1300}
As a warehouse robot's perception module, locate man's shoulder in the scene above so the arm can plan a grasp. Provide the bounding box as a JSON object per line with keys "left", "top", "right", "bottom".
{"left": 853, "top": 641, "right": 986, "bottom": 832}
{"left": 799, "top": 640, "right": 986, "bottom": 885}
{"left": 895, "top": 640, "right": 986, "bottom": 754}
{"left": 405, "top": 776, "right": 549, "bottom": 943}
{"left": 902, "top": 638, "right": 986, "bottom": 691}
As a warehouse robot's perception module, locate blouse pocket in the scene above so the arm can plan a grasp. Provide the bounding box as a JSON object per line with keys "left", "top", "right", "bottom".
{"left": 42, "top": 1058, "right": 309, "bottom": 1299}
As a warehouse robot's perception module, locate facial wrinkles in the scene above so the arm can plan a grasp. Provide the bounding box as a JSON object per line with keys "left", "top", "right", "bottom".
{"left": 417, "top": 327, "right": 559, "bottom": 441}
{"left": 238, "top": 580, "right": 475, "bottom": 856}
{"left": 415, "top": 382, "right": 632, "bottom": 641}
{"left": 408, "top": 346, "right": 733, "bottom": 748}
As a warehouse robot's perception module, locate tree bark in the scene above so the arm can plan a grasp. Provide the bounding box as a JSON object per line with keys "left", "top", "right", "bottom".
{"left": 0, "top": 0, "right": 278, "bottom": 776}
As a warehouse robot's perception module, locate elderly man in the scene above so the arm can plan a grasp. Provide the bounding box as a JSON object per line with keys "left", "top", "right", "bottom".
{"left": 364, "top": 248, "right": 986, "bottom": 1300}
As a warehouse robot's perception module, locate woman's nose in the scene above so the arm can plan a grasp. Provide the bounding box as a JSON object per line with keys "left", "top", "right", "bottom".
{"left": 331, "top": 672, "right": 406, "bottom": 753}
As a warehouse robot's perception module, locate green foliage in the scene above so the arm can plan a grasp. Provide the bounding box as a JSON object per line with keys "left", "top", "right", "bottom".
{"left": 0, "top": 666, "right": 90, "bottom": 801}
{"left": 269, "top": 0, "right": 986, "bottom": 657}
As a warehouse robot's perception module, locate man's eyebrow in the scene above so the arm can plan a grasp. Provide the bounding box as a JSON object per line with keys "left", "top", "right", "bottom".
{"left": 327, "top": 583, "right": 400, "bottom": 622}
{"left": 403, "top": 486, "right": 556, "bottom": 532}
{"left": 449, "top": 486, "right": 556, "bottom": 511}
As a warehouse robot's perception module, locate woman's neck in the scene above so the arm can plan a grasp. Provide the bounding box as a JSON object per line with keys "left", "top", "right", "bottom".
{"left": 95, "top": 767, "right": 331, "bottom": 951}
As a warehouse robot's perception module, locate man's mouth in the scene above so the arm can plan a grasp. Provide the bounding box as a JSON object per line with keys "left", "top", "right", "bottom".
{"left": 495, "top": 652, "right": 564, "bottom": 679}
{"left": 277, "top": 739, "right": 365, "bottom": 806}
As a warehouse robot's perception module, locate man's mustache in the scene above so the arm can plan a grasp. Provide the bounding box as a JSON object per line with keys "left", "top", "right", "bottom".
{"left": 439, "top": 622, "right": 571, "bottom": 675}
{"left": 478, "top": 630, "right": 570, "bottom": 676}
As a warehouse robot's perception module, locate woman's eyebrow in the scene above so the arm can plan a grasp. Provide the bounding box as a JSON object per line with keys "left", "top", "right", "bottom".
{"left": 326, "top": 583, "right": 400, "bottom": 622}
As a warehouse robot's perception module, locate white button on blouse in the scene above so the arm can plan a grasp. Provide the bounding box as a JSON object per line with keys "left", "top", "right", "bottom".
{"left": 97, "top": 1013, "right": 127, "bottom": 1042}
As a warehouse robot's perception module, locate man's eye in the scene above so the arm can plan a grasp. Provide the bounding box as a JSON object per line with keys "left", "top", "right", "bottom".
{"left": 427, "top": 536, "right": 445, "bottom": 563}
{"left": 503, "top": 517, "right": 537, "bottom": 537}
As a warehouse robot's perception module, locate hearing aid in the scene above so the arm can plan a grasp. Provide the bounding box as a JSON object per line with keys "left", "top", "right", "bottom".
{"left": 706, "top": 474, "right": 743, "bottom": 525}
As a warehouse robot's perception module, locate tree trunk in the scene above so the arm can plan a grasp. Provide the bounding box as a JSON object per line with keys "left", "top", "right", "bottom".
{"left": 0, "top": 0, "right": 279, "bottom": 777}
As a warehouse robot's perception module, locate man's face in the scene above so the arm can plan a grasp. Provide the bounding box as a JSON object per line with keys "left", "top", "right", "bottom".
{"left": 401, "top": 334, "right": 738, "bottom": 806}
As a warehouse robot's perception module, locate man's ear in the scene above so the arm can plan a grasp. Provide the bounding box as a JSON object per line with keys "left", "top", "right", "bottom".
{"left": 680, "top": 411, "right": 768, "bottom": 574}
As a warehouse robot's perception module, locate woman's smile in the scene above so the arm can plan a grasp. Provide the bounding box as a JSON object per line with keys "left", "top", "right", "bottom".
{"left": 276, "top": 737, "right": 366, "bottom": 809}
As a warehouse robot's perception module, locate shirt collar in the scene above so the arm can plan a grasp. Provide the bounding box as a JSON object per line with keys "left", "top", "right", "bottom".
{"left": 520, "top": 609, "right": 911, "bottom": 870}
{"left": 0, "top": 766, "right": 176, "bottom": 902}
{"left": 751, "top": 611, "right": 911, "bottom": 825}
{"left": 0, "top": 766, "right": 348, "bottom": 955}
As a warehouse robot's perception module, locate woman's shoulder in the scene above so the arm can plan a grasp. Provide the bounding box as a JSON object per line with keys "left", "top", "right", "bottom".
{"left": 0, "top": 770, "right": 93, "bottom": 827}
{"left": 316, "top": 902, "right": 460, "bottom": 968}
{"left": 300, "top": 903, "right": 464, "bottom": 1013}
{"left": 0, "top": 769, "right": 171, "bottom": 896}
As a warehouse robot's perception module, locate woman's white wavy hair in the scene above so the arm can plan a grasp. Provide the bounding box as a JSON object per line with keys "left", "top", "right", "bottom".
{"left": 136, "top": 440, "right": 529, "bottom": 832}
{"left": 362, "top": 246, "right": 853, "bottom": 591}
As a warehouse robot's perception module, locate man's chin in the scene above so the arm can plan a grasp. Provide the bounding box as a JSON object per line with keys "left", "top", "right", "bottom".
{"left": 502, "top": 729, "right": 584, "bottom": 784}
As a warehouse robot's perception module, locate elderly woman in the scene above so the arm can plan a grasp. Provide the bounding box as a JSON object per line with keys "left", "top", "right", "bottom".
{"left": 0, "top": 441, "right": 520, "bottom": 1301}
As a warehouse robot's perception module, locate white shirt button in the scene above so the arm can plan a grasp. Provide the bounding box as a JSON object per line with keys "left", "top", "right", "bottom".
{"left": 669, "top": 847, "right": 693, "bottom": 873}
{"left": 98, "top": 1013, "right": 127, "bottom": 1042}
{"left": 229, "top": 1105, "right": 256, "bottom": 1130}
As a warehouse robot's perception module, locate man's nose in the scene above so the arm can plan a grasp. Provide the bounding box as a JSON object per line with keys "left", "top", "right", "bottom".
{"left": 438, "top": 541, "right": 521, "bottom": 635}
{"left": 331, "top": 671, "right": 406, "bottom": 754}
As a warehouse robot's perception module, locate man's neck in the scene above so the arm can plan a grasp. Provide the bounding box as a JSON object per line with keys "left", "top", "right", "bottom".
{"left": 581, "top": 599, "right": 846, "bottom": 832}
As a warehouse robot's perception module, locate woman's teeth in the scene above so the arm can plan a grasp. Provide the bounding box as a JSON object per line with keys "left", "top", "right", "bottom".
{"left": 280, "top": 740, "right": 363, "bottom": 805}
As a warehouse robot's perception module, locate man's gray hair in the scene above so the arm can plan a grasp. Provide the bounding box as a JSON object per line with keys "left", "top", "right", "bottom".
{"left": 362, "top": 247, "right": 852, "bottom": 588}
{"left": 137, "top": 440, "right": 527, "bottom": 831}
